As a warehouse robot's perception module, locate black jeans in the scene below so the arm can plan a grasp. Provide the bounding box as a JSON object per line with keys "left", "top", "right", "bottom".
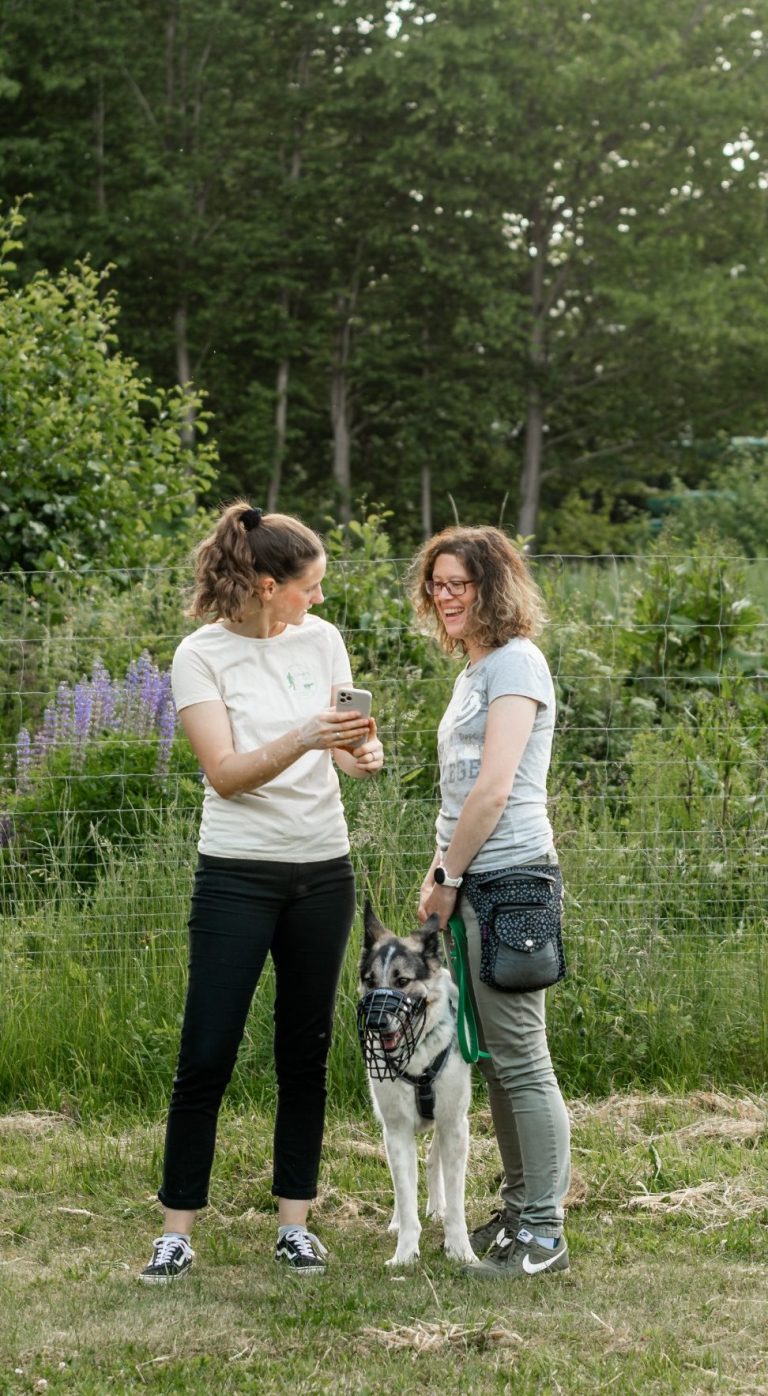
{"left": 158, "top": 853, "right": 356, "bottom": 1209}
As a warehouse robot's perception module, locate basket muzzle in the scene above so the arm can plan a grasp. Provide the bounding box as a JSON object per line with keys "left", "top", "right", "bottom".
{"left": 356, "top": 987, "right": 427, "bottom": 1080}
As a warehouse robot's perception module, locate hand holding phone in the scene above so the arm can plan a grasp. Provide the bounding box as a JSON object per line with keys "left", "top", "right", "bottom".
{"left": 332, "top": 686, "right": 373, "bottom": 753}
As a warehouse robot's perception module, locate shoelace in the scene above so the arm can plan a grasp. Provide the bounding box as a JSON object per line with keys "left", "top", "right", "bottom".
{"left": 153, "top": 1235, "right": 188, "bottom": 1266}
{"left": 283, "top": 1228, "right": 328, "bottom": 1259}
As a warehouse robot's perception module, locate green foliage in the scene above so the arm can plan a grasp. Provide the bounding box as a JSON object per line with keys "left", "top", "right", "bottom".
{"left": 537, "top": 484, "right": 650, "bottom": 557}
{"left": 1, "top": 526, "right": 767, "bottom": 1110}
{"left": 2, "top": 5, "right": 767, "bottom": 544}
{"left": 655, "top": 450, "right": 768, "bottom": 558}
{"left": 322, "top": 510, "right": 454, "bottom": 789}
{"left": 3, "top": 734, "right": 201, "bottom": 883}
{"left": 0, "top": 203, "right": 217, "bottom": 573}
{"left": 540, "top": 533, "right": 767, "bottom": 808}
{"left": 617, "top": 533, "right": 764, "bottom": 695}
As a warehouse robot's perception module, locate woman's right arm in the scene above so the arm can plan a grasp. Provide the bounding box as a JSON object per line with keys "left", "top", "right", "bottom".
{"left": 180, "top": 700, "right": 372, "bottom": 798}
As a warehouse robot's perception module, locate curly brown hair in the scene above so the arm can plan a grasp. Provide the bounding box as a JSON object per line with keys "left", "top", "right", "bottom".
{"left": 409, "top": 525, "right": 546, "bottom": 655}
{"left": 187, "top": 500, "right": 324, "bottom": 621}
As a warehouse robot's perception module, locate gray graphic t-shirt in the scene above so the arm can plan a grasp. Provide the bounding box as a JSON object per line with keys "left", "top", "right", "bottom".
{"left": 436, "top": 637, "right": 555, "bottom": 872}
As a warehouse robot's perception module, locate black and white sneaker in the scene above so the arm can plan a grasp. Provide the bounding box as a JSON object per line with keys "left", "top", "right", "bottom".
{"left": 275, "top": 1227, "right": 328, "bottom": 1274}
{"left": 140, "top": 1234, "right": 195, "bottom": 1285}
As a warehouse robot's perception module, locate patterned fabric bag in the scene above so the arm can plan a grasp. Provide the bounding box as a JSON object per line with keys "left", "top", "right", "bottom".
{"left": 463, "top": 865, "right": 566, "bottom": 993}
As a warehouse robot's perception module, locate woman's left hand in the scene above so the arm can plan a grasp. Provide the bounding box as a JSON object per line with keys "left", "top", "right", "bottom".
{"left": 420, "top": 881, "right": 458, "bottom": 928}
{"left": 350, "top": 718, "right": 384, "bottom": 774}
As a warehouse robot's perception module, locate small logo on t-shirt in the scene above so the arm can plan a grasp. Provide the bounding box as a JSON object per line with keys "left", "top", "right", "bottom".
{"left": 286, "top": 668, "right": 317, "bottom": 692}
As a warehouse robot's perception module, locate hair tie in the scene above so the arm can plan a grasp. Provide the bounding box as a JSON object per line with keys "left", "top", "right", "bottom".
{"left": 240, "top": 507, "right": 263, "bottom": 531}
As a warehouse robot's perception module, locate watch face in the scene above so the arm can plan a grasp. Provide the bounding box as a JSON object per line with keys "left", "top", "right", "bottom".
{"left": 434, "top": 866, "right": 445, "bottom": 884}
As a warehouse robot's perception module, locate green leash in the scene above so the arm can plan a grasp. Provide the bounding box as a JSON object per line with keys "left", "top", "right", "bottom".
{"left": 448, "top": 914, "right": 490, "bottom": 1065}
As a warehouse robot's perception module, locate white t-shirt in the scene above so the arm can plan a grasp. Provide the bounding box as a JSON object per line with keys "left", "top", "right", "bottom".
{"left": 436, "top": 637, "right": 556, "bottom": 871}
{"left": 172, "top": 614, "right": 353, "bottom": 861}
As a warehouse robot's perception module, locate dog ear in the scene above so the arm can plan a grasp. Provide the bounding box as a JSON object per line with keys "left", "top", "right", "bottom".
{"left": 363, "top": 898, "right": 390, "bottom": 947}
{"left": 415, "top": 913, "right": 442, "bottom": 965}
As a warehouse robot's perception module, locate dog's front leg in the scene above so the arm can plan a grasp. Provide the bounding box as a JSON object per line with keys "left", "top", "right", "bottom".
{"left": 437, "top": 1114, "right": 476, "bottom": 1263}
{"left": 425, "top": 1131, "right": 446, "bottom": 1220}
{"left": 382, "top": 1126, "right": 421, "bottom": 1265}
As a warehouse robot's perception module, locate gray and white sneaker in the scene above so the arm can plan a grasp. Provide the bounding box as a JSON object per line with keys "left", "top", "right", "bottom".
{"left": 275, "top": 1227, "right": 328, "bottom": 1274}
{"left": 140, "top": 1234, "right": 195, "bottom": 1285}
{"left": 465, "top": 1227, "right": 569, "bottom": 1280}
{"left": 468, "top": 1209, "right": 521, "bottom": 1256}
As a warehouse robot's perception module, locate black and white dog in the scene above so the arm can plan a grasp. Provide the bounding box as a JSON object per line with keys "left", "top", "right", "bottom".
{"left": 357, "top": 901, "right": 475, "bottom": 1267}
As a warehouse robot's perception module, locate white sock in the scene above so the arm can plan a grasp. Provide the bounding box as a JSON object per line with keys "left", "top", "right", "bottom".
{"left": 278, "top": 1223, "right": 307, "bottom": 1240}
{"left": 162, "top": 1231, "right": 190, "bottom": 1243}
{"left": 534, "top": 1234, "right": 558, "bottom": 1249}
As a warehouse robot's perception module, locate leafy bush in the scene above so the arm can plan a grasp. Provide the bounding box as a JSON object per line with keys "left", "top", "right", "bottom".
{"left": 0, "top": 201, "right": 217, "bottom": 573}
{"left": 655, "top": 450, "right": 768, "bottom": 558}
{"left": 2, "top": 652, "right": 201, "bottom": 878}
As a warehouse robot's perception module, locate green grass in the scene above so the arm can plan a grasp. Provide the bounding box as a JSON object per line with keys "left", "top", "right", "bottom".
{"left": 1, "top": 1091, "right": 767, "bottom": 1394}
{"left": 1, "top": 780, "right": 767, "bottom": 1115}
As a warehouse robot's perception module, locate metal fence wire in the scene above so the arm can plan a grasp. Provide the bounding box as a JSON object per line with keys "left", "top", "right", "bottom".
{"left": 1, "top": 551, "right": 767, "bottom": 1102}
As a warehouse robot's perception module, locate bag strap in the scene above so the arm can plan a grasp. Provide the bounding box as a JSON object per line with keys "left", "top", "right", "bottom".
{"left": 447, "top": 914, "right": 490, "bottom": 1065}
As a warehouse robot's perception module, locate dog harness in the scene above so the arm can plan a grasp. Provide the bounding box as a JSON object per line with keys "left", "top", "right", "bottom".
{"left": 398, "top": 1044, "right": 452, "bottom": 1120}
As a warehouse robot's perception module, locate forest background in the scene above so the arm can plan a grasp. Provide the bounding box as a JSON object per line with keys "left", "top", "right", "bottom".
{"left": 2, "top": 0, "right": 768, "bottom": 558}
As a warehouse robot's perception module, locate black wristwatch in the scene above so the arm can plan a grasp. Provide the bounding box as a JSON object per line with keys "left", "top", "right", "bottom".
{"left": 434, "top": 864, "right": 463, "bottom": 889}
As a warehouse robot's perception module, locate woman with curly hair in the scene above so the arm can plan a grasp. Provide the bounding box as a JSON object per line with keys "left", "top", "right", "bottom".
{"left": 140, "top": 503, "right": 383, "bottom": 1283}
{"left": 412, "top": 525, "right": 571, "bottom": 1280}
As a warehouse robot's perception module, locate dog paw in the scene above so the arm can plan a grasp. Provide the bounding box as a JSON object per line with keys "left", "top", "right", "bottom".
{"left": 444, "top": 1235, "right": 477, "bottom": 1264}
{"left": 386, "top": 1250, "right": 419, "bottom": 1267}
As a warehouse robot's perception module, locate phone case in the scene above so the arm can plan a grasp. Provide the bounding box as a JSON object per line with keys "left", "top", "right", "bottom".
{"left": 335, "top": 687, "right": 372, "bottom": 719}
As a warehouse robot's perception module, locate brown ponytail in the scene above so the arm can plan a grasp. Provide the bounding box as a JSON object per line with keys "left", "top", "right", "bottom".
{"left": 187, "top": 500, "right": 323, "bottom": 621}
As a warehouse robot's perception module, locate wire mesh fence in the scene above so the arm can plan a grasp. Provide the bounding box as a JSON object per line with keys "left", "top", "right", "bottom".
{"left": 1, "top": 548, "right": 766, "bottom": 1104}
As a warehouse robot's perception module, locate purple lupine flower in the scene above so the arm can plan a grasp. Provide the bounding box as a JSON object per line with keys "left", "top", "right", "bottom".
{"left": 15, "top": 727, "right": 33, "bottom": 793}
{"left": 55, "top": 683, "right": 73, "bottom": 742}
{"left": 0, "top": 813, "right": 13, "bottom": 847}
{"left": 72, "top": 679, "right": 95, "bottom": 771}
{"left": 138, "top": 652, "right": 162, "bottom": 736}
{"left": 123, "top": 652, "right": 152, "bottom": 737}
{"left": 156, "top": 670, "right": 173, "bottom": 718}
{"left": 124, "top": 656, "right": 143, "bottom": 704}
{"left": 12, "top": 652, "right": 183, "bottom": 817}
{"left": 156, "top": 695, "right": 178, "bottom": 778}
{"left": 32, "top": 702, "right": 57, "bottom": 770}
{"left": 90, "top": 658, "right": 116, "bottom": 732}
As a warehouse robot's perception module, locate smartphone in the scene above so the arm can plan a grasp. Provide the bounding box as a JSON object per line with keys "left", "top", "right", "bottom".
{"left": 335, "top": 686, "right": 372, "bottom": 719}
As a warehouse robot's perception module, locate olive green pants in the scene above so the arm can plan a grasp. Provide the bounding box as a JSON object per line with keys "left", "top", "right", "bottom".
{"left": 449, "top": 893, "right": 571, "bottom": 1237}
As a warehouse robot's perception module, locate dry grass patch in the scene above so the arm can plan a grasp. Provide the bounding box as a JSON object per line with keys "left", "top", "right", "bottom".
{"left": 626, "top": 1178, "right": 768, "bottom": 1224}
{"left": 357, "top": 1319, "right": 523, "bottom": 1354}
{"left": 1, "top": 1093, "right": 767, "bottom": 1395}
{"left": 0, "top": 1111, "right": 72, "bottom": 1137}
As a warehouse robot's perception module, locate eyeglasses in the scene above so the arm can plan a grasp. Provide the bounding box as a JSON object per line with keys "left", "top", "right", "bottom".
{"left": 425, "top": 578, "right": 473, "bottom": 597}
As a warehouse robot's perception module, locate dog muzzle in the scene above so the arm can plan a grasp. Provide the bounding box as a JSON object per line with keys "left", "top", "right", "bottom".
{"left": 356, "top": 988, "right": 427, "bottom": 1080}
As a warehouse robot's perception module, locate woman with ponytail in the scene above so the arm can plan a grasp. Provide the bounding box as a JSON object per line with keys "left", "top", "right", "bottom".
{"left": 140, "top": 502, "right": 383, "bottom": 1282}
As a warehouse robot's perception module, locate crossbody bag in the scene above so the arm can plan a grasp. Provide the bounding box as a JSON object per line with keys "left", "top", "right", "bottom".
{"left": 462, "top": 863, "right": 566, "bottom": 993}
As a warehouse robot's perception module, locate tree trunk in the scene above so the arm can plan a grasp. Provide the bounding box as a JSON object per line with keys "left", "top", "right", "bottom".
{"left": 330, "top": 285, "right": 357, "bottom": 525}
{"left": 330, "top": 355, "right": 352, "bottom": 526}
{"left": 267, "top": 352, "right": 290, "bottom": 512}
{"left": 517, "top": 241, "right": 547, "bottom": 542}
{"left": 518, "top": 383, "right": 544, "bottom": 541}
{"left": 266, "top": 49, "right": 310, "bottom": 512}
